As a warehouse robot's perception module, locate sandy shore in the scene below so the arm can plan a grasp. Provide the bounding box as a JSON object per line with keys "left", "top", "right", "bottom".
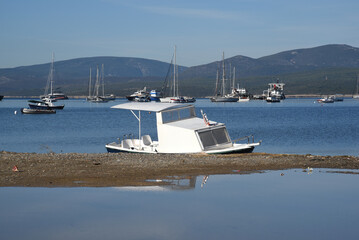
{"left": 1, "top": 151, "right": 358, "bottom": 187}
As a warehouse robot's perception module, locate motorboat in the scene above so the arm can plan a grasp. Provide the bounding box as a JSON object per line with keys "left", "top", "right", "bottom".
{"left": 126, "top": 87, "right": 150, "bottom": 101}
{"left": 21, "top": 108, "right": 56, "bottom": 114}
{"left": 150, "top": 90, "right": 161, "bottom": 102}
{"left": 105, "top": 102, "right": 261, "bottom": 154}
{"left": 28, "top": 98, "right": 64, "bottom": 110}
{"left": 262, "top": 82, "right": 285, "bottom": 100}
{"left": 238, "top": 96, "right": 250, "bottom": 102}
{"left": 317, "top": 97, "right": 334, "bottom": 103}
{"left": 329, "top": 94, "right": 344, "bottom": 102}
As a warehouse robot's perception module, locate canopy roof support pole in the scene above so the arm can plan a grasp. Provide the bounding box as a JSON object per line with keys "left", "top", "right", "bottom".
{"left": 130, "top": 110, "right": 141, "bottom": 141}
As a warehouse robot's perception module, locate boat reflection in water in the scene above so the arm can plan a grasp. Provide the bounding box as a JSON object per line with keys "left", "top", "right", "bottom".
{"left": 116, "top": 175, "right": 198, "bottom": 191}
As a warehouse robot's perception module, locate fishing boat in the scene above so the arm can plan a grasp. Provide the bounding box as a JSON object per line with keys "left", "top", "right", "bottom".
{"left": 28, "top": 98, "right": 64, "bottom": 110}
{"left": 262, "top": 82, "right": 285, "bottom": 100}
{"left": 0, "top": 95, "right": 3, "bottom": 101}
{"left": 87, "top": 65, "right": 113, "bottom": 103}
{"left": 160, "top": 46, "right": 195, "bottom": 103}
{"left": 210, "top": 53, "right": 238, "bottom": 102}
{"left": 40, "top": 53, "right": 68, "bottom": 100}
{"left": 21, "top": 108, "right": 56, "bottom": 114}
{"left": 105, "top": 102, "right": 261, "bottom": 154}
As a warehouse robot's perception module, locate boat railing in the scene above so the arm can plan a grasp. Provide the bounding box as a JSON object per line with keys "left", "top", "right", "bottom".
{"left": 232, "top": 135, "right": 256, "bottom": 144}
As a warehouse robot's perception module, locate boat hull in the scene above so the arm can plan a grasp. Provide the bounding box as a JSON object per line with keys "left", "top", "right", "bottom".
{"left": 105, "top": 142, "right": 259, "bottom": 154}
{"left": 28, "top": 104, "right": 64, "bottom": 110}
{"left": 21, "top": 108, "right": 56, "bottom": 114}
{"left": 210, "top": 97, "right": 238, "bottom": 102}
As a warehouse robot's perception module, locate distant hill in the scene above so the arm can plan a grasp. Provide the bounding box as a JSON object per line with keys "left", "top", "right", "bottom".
{"left": 180, "top": 44, "right": 359, "bottom": 96}
{"left": 0, "top": 57, "right": 187, "bottom": 96}
{"left": 1, "top": 44, "right": 359, "bottom": 96}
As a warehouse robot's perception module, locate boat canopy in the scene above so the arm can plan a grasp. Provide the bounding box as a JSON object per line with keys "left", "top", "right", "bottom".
{"left": 111, "top": 102, "right": 192, "bottom": 112}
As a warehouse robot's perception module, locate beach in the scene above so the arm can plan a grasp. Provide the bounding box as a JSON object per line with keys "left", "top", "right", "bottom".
{"left": 1, "top": 151, "right": 359, "bottom": 187}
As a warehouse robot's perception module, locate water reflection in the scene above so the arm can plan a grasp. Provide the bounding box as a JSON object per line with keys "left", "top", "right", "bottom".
{"left": 1, "top": 169, "right": 359, "bottom": 240}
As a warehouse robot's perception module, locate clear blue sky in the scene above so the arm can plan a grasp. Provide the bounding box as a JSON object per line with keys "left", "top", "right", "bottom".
{"left": 1, "top": 0, "right": 358, "bottom": 68}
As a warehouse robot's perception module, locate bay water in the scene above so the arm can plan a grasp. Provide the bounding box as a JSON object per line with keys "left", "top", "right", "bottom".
{"left": 1, "top": 98, "right": 359, "bottom": 239}
{"left": 0, "top": 98, "right": 358, "bottom": 155}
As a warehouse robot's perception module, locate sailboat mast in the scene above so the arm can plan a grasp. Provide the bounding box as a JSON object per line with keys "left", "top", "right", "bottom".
{"left": 214, "top": 68, "right": 219, "bottom": 96}
{"left": 50, "top": 53, "right": 54, "bottom": 95}
{"left": 173, "top": 45, "right": 177, "bottom": 97}
{"left": 88, "top": 68, "right": 92, "bottom": 97}
{"left": 96, "top": 66, "right": 99, "bottom": 97}
{"left": 233, "top": 66, "right": 236, "bottom": 90}
{"left": 222, "top": 52, "right": 225, "bottom": 96}
{"left": 101, "top": 64, "right": 105, "bottom": 97}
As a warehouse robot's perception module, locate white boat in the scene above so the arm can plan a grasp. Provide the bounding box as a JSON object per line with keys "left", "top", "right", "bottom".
{"left": 105, "top": 102, "right": 261, "bottom": 154}
{"left": 126, "top": 87, "right": 150, "bottom": 102}
{"left": 317, "top": 97, "right": 334, "bottom": 103}
{"left": 262, "top": 82, "right": 285, "bottom": 100}
{"left": 28, "top": 98, "right": 64, "bottom": 110}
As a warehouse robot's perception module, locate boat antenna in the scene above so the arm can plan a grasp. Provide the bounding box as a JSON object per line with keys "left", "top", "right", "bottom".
{"left": 101, "top": 64, "right": 105, "bottom": 97}
{"left": 174, "top": 45, "right": 177, "bottom": 97}
{"left": 44, "top": 52, "right": 55, "bottom": 96}
{"left": 88, "top": 68, "right": 92, "bottom": 98}
{"left": 222, "top": 52, "right": 226, "bottom": 96}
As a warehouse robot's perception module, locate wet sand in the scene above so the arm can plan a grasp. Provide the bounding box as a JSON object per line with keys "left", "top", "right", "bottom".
{"left": 1, "top": 151, "right": 358, "bottom": 187}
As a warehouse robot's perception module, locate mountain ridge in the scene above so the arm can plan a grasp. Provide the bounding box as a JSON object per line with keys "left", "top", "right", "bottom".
{"left": 1, "top": 44, "right": 359, "bottom": 96}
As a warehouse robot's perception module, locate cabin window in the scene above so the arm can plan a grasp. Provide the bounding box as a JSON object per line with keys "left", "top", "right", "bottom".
{"left": 197, "top": 127, "right": 230, "bottom": 149}
{"left": 162, "top": 107, "right": 196, "bottom": 123}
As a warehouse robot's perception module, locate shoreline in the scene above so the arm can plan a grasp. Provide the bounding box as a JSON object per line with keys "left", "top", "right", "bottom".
{"left": 1, "top": 151, "right": 359, "bottom": 187}
{"left": 1, "top": 94, "right": 356, "bottom": 99}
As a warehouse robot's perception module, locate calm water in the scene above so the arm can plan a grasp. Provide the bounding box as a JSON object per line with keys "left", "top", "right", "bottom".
{"left": 1, "top": 98, "right": 359, "bottom": 239}
{"left": 1, "top": 169, "right": 359, "bottom": 240}
{"left": 0, "top": 98, "right": 358, "bottom": 155}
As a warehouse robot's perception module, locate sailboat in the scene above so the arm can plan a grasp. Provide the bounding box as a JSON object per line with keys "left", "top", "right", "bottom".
{"left": 210, "top": 52, "right": 238, "bottom": 102}
{"left": 353, "top": 74, "right": 359, "bottom": 99}
{"left": 40, "top": 53, "right": 68, "bottom": 100}
{"left": 87, "top": 64, "right": 115, "bottom": 102}
{"left": 159, "top": 46, "right": 195, "bottom": 103}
